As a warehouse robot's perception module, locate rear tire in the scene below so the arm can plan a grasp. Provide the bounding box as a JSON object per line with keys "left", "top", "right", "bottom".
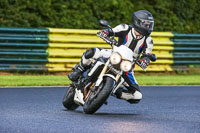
{"left": 83, "top": 77, "right": 115, "bottom": 114}
{"left": 62, "top": 85, "right": 79, "bottom": 110}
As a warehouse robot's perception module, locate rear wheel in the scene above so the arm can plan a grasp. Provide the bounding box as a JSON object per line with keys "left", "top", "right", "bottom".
{"left": 62, "top": 85, "right": 79, "bottom": 110}
{"left": 83, "top": 77, "right": 115, "bottom": 114}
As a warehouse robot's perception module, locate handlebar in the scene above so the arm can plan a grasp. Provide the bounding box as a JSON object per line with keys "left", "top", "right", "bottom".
{"left": 97, "top": 32, "right": 118, "bottom": 46}
{"left": 136, "top": 60, "right": 147, "bottom": 72}
{"left": 97, "top": 31, "right": 157, "bottom": 72}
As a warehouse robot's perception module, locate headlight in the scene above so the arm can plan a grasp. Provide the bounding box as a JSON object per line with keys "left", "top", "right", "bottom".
{"left": 110, "top": 53, "right": 121, "bottom": 65}
{"left": 120, "top": 60, "right": 132, "bottom": 72}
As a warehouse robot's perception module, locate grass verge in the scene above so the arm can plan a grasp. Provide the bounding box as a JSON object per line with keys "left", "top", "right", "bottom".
{"left": 0, "top": 75, "right": 200, "bottom": 86}
{"left": 136, "top": 75, "right": 200, "bottom": 85}
{"left": 0, "top": 75, "right": 70, "bottom": 87}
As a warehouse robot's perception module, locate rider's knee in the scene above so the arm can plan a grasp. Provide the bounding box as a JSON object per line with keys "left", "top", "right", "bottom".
{"left": 133, "top": 90, "right": 142, "bottom": 100}
{"left": 84, "top": 48, "right": 96, "bottom": 59}
{"left": 117, "top": 86, "right": 143, "bottom": 104}
{"left": 127, "top": 90, "right": 142, "bottom": 104}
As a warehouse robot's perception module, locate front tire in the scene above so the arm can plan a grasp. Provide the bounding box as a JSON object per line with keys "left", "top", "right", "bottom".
{"left": 62, "top": 85, "right": 79, "bottom": 110}
{"left": 83, "top": 77, "right": 115, "bottom": 114}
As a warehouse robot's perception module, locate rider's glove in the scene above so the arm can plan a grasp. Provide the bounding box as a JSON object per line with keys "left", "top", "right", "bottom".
{"left": 100, "top": 29, "right": 109, "bottom": 37}
{"left": 97, "top": 30, "right": 112, "bottom": 45}
{"left": 97, "top": 29, "right": 110, "bottom": 40}
{"left": 97, "top": 29, "right": 117, "bottom": 45}
{"left": 138, "top": 56, "right": 150, "bottom": 70}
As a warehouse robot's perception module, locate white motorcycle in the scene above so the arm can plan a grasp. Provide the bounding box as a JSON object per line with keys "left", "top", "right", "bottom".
{"left": 62, "top": 20, "right": 154, "bottom": 114}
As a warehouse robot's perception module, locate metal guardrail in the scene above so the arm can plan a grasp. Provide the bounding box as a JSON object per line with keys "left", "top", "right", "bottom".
{"left": 0, "top": 27, "right": 199, "bottom": 72}
{"left": 48, "top": 28, "right": 174, "bottom": 71}
{"left": 0, "top": 27, "right": 49, "bottom": 71}
{"left": 172, "top": 33, "right": 200, "bottom": 67}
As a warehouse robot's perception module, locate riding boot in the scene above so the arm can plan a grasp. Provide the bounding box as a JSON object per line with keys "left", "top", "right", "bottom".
{"left": 114, "top": 87, "right": 142, "bottom": 104}
{"left": 68, "top": 62, "right": 89, "bottom": 82}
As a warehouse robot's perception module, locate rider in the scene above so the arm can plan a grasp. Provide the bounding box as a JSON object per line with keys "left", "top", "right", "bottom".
{"left": 68, "top": 10, "right": 156, "bottom": 104}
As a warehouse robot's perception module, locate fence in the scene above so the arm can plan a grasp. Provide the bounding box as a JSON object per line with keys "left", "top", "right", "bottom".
{"left": 0, "top": 27, "right": 199, "bottom": 72}
{"left": 171, "top": 33, "right": 200, "bottom": 71}
{"left": 0, "top": 27, "right": 49, "bottom": 71}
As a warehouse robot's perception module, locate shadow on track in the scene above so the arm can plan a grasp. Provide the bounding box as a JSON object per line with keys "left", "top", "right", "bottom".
{"left": 62, "top": 109, "right": 139, "bottom": 117}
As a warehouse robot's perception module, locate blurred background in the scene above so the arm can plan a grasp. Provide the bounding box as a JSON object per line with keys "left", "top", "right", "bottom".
{"left": 1, "top": 2, "right": 199, "bottom": 132}
{"left": 0, "top": 0, "right": 200, "bottom": 86}
{"left": 1, "top": 0, "right": 200, "bottom": 32}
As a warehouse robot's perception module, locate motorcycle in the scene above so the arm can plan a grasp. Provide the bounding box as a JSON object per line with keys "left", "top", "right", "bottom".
{"left": 62, "top": 20, "right": 156, "bottom": 114}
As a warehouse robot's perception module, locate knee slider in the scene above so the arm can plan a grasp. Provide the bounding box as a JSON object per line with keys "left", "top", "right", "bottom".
{"left": 84, "top": 48, "right": 96, "bottom": 59}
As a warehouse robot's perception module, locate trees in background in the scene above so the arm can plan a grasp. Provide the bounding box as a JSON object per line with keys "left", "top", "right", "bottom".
{"left": 0, "top": 0, "right": 199, "bottom": 33}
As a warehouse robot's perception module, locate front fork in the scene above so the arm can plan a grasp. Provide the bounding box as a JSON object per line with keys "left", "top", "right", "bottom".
{"left": 96, "top": 60, "right": 123, "bottom": 88}
{"left": 83, "top": 60, "right": 123, "bottom": 103}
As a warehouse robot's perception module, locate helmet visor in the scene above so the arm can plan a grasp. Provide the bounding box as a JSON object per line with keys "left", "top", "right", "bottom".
{"left": 136, "top": 19, "right": 154, "bottom": 31}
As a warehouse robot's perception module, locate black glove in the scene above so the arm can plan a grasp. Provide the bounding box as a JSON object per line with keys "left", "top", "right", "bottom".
{"left": 138, "top": 56, "right": 150, "bottom": 70}
{"left": 97, "top": 30, "right": 113, "bottom": 45}
{"left": 97, "top": 29, "right": 110, "bottom": 39}
{"left": 100, "top": 29, "right": 110, "bottom": 36}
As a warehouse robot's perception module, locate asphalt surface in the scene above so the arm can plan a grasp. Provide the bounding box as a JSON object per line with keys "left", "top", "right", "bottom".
{"left": 0, "top": 86, "right": 200, "bottom": 133}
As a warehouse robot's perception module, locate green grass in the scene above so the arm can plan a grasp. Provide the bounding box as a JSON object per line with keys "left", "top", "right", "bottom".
{"left": 0, "top": 75, "right": 200, "bottom": 86}
{"left": 0, "top": 75, "right": 70, "bottom": 86}
{"left": 136, "top": 75, "right": 200, "bottom": 85}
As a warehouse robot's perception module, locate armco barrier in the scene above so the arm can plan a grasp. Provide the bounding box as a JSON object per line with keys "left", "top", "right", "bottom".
{"left": 0, "top": 27, "right": 49, "bottom": 71}
{"left": 172, "top": 33, "right": 200, "bottom": 68}
{"left": 47, "top": 28, "right": 174, "bottom": 72}
{"left": 0, "top": 27, "right": 199, "bottom": 72}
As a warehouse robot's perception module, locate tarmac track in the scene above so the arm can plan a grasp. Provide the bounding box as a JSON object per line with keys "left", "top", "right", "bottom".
{"left": 0, "top": 86, "right": 200, "bottom": 133}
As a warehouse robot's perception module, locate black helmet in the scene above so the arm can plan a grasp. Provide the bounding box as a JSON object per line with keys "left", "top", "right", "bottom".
{"left": 132, "top": 10, "right": 154, "bottom": 36}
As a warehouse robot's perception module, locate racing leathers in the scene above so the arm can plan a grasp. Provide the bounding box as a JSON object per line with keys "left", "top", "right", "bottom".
{"left": 68, "top": 24, "right": 154, "bottom": 104}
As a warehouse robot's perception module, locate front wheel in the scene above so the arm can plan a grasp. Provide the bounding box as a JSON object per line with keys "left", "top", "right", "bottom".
{"left": 62, "top": 85, "right": 79, "bottom": 110}
{"left": 83, "top": 77, "right": 115, "bottom": 114}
